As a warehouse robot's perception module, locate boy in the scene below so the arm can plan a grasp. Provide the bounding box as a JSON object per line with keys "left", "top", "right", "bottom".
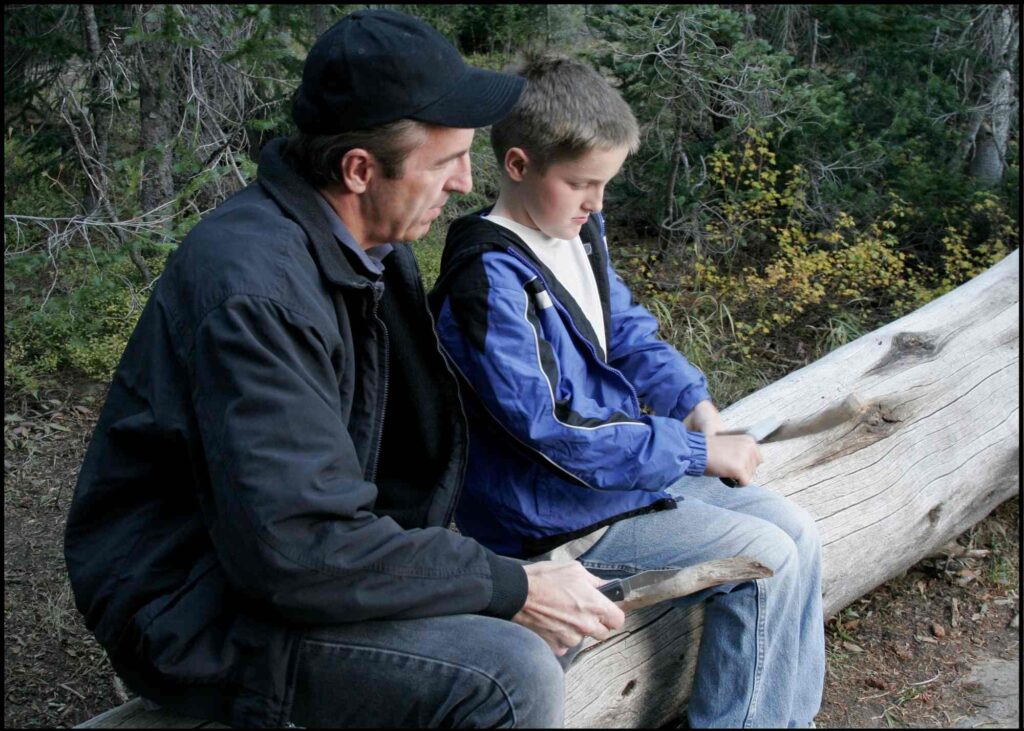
{"left": 430, "top": 54, "right": 825, "bottom": 728}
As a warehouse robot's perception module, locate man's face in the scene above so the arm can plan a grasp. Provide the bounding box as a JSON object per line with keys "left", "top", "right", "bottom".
{"left": 519, "top": 144, "right": 629, "bottom": 240}
{"left": 362, "top": 125, "right": 474, "bottom": 246}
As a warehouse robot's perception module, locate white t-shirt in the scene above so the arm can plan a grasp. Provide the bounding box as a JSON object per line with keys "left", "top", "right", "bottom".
{"left": 484, "top": 214, "right": 607, "bottom": 353}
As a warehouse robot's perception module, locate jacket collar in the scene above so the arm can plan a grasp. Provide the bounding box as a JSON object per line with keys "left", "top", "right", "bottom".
{"left": 439, "top": 209, "right": 612, "bottom": 362}
{"left": 256, "top": 137, "right": 374, "bottom": 290}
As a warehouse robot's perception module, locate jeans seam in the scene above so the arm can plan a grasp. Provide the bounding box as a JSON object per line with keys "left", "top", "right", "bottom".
{"left": 298, "top": 640, "right": 519, "bottom": 726}
{"left": 742, "top": 577, "right": 769, "bottom": 728}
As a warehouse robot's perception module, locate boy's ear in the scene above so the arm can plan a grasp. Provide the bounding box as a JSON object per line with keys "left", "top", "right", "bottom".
{"left": 503, "top": 147, "right": 530, "bottom": 182}
{"left": 339, "top": 148, "right": 374, "bottom": 193}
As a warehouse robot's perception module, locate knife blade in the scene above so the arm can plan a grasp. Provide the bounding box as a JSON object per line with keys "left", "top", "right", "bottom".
{"left": 598, "top": 557, "right": 774, "bottom": 611}
{"left": 718, "top": 394, "right": 866, "bottom": 445}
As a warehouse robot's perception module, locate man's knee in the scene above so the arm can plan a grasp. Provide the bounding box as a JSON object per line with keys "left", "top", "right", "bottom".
{"left": 496, "top": 624, "right": 566, "bottom": 727}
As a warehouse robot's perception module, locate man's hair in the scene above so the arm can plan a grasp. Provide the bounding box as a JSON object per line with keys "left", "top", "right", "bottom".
{"left": 490, "top": 52, "right": 640, "bottom": 172}
{"left": 283, "top": 118, "right": 429, "bottom": 187}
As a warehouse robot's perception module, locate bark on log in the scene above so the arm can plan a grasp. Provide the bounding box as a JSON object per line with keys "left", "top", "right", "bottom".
{"left": 563, "top": 252, "right": 1020, "bottom": 727}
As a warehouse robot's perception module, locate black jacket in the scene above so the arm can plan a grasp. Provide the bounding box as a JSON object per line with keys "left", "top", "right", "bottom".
{"left": 63, "top": 138, "right": 529, "bottom": 728}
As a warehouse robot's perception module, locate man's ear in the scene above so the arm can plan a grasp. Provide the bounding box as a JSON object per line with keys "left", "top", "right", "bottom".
{"left": 339, "top": 148, "right": 374, "bottom": 193}
{"left": 503, "top": 147, "right": 530, "bottom": 182}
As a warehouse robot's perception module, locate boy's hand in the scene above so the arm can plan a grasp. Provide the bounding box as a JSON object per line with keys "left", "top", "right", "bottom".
{"left": 703, "top": 433, "right": 762, "bottom": 486}
{"left": 684, "top": 399, "right": 726, "bottom": 436}
{"left": 513, "top": 561, "right": 625, "bottom": 656}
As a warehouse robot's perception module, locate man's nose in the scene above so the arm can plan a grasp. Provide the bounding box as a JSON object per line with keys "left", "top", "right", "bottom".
{"left": 446, "top": 155, "right": 473, "bottom": 194}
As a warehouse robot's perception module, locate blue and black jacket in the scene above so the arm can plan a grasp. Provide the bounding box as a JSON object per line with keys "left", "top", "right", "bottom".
{"left": 429, "top": 210, "right": 712, "bottom": 558}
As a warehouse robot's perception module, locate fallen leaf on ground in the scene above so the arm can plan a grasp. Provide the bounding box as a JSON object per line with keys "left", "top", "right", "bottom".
{"left": 842, "top": 641, "right": 864, "bottom": 653}
{"left": 931, "top": 622, "right": 945, "bottom": 637}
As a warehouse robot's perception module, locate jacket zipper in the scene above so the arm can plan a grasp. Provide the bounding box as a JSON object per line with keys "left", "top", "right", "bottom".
{"left": 436, "top": 339, "right": 597, "bottom": 491}
{"left": 506, "top": 247, "right": 643, "bottom": 415}
{"left": 367, "top": 289, "right": 389, "bottom": 484}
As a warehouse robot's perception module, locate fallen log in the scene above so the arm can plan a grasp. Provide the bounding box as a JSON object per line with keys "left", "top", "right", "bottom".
{"left": 563, "top": 251, "right": 1020, "bottom": 727}
{"left": 75, "top": 252, "right": 1020, "bottom": 728}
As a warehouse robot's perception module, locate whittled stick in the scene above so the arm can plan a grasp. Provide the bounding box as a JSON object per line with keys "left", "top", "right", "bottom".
{"left": 617, "top": 556, "right": 774, "bottom": 612}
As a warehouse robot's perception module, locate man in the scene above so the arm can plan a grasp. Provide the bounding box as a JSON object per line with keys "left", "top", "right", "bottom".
{"left": 64, "top": 10, "right": 622, "bottom": 729}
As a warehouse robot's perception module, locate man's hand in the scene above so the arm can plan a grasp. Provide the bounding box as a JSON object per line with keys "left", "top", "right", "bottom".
{"left": 703, "top": 433, "right": 762, "bottom": 486}
{"left": 684, "top": 399, "right": 727, "bottom": 436}
{"left": 512, "top": 561, "right": 626, "bottom": 656}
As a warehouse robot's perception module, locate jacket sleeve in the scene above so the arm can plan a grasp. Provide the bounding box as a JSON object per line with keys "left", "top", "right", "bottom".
{"left": 190, "top": 293, "right": 527, "bottom": 625}
{"left": 436, "top": 254, "right": 707, "bottom": 492}
{"left": 604, "top": 256, "right": 713, "bottom": 422}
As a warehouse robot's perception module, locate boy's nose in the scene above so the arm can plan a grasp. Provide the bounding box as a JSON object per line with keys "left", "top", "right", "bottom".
{"left": 584, "top": 186, "right": 605, "bottom": 213}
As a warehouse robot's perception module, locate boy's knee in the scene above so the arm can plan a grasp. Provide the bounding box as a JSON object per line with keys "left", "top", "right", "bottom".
{"left": 751, "top": 524, "right": 801, "bottom": 577}
{"left": 764, "top": 493, "right": 822, "bottom": 556}
{"left": 787, "top": 501, "right": 823, "bottom": 556}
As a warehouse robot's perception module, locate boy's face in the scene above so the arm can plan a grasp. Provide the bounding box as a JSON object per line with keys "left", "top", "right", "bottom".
{"left": 517, "top": 144, "right": 629, "bottom": 240}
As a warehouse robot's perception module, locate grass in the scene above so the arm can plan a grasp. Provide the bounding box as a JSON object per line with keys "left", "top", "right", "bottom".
{"left": 644, "top": 291, "right": 778, "bottom": 407}
{"left": 412, "top": 229, "right": 446, "bottom": 291}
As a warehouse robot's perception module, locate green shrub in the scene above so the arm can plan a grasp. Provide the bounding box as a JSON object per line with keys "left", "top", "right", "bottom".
{"left": 5, "top": 245, "right": 173, "bottom": 395}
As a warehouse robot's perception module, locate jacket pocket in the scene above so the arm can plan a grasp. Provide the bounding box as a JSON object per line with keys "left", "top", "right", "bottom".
{"left": 131, "top": 554, "right": 235, "bottom": 684}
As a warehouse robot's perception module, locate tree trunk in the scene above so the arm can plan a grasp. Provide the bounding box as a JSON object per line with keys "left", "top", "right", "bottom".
{"left": 563, "top": 251, "right": 1020, "bottom": 727}
{"left": 966, "top": 5, "right": 1018, "bottom": 186}
{"left": 80, "top": 4, "right": 110, "bottom": 214}
{"left": 309, "top": 4, "right": 334, "bottom": 39}
{"left": 136, "top": 4, "right": 177, "bottom": 227}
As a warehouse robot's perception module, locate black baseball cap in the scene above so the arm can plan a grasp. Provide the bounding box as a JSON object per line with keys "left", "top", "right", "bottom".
{"left": 293, "top": 9, "right": 526, "bottom": 135}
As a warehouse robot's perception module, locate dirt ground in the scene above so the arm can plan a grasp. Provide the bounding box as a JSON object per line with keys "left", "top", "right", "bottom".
{"left": 3, "top": 380, "right": 1020, "bottom": 729}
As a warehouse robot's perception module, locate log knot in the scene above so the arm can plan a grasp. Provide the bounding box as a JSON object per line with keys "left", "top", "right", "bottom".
{"left": 867, "top": 331, "right": 943, "bottom": 375}
{"left": 865, "top": 402, "right": 903, "bottom": 430}
{"left": 894, "top": 332, "right": 936, "bottom": 353}
{"left": 800, "top": 398, "right": 906, "bottom": 469}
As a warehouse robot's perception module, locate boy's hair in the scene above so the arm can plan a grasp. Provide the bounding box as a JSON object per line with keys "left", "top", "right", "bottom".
{"left": 491, "top": 52, "right": 640, "bottom": 173}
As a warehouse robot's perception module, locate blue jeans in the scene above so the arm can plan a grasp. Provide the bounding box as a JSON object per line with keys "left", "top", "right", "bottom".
{"left": 288, "top": 613, "right": 565, "bottom": 728}
{"left": 287, "top": 475, "right": 822, "bottom": 728}
{"left": 575, "top": 475, "right": 825, "bottom": 729}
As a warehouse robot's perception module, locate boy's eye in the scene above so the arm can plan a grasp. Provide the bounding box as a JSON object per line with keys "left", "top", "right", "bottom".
{"left": 569, "top": 182, "right": 586, "bottom": 190}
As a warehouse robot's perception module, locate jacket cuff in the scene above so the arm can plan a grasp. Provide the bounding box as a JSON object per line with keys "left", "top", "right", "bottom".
{"left": 683, "top": 429, "right": 709, "bottom": 476}
{"left": 482, "top": 552, "right": 529, "bottom": 619}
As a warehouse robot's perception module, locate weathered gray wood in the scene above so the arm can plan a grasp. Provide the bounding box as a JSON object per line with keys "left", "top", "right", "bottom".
{"left": 562, "top": 251, "right": 1020, "bottom": 727}
{"left": 76, "top": 252, "right": 1020, "bottom": 729}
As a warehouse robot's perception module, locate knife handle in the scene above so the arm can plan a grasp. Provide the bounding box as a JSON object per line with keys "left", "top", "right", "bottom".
{"left": 598, "top": 579, "right": 625, "bottom": 602}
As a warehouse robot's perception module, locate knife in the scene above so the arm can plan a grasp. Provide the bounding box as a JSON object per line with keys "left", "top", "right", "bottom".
{"left": 598, "top": 556, "right": 773, "bottom": 611}
{"left": 715, "top": 394, "right": 865, "bottom": 486}
{"left": 718, "top": 394, "right": 866, "bottom": 444}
